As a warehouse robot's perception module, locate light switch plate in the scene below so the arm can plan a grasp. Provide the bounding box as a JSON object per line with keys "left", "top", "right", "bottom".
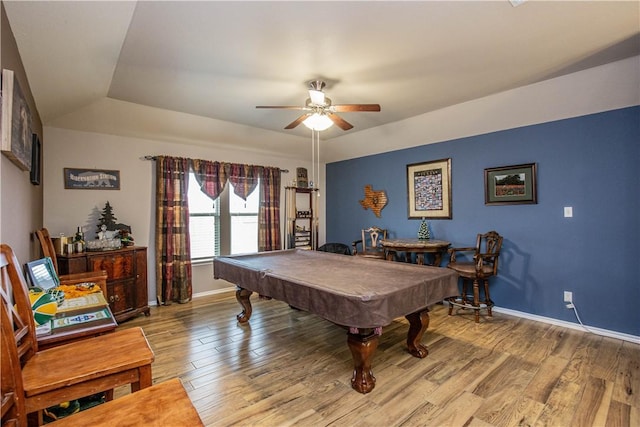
{"left": 564, "top": 207, "right": 573, "bottom": 217}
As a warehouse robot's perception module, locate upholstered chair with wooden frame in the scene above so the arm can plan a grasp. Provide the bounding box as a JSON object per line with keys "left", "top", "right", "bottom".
{"left": 35, "top": 228, "right": 108, "bottom": 295}
{"left": 0, "top": 243, "right": 155, "bottom": 426}
{"left": 446, "top": 231, "right": 503, "bottom": 323}
{"left": 351, "top": 226, "right": 388, "bottom": 259}
{"left": 317, "top": 242, "right": 351, "bottom": 255}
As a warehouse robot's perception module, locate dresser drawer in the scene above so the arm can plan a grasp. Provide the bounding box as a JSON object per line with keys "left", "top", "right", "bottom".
{"left": 87, "top": 252, "right": 134, "bottom": 280}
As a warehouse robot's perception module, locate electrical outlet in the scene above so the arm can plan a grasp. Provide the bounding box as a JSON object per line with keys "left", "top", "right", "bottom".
{"left": 563, "top": 291, "right": 573, "bottom": 304}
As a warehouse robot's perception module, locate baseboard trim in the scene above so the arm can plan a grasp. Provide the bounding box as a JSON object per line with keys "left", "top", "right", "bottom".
{"left": 493, "top": 307, "right": 639, "bottom": 344}
{"left": 147, "top": 287, "right": 235, "bottom": 307}
{"left": 188, "top": 289, "right": 639, "bottom": 344}
{"left": 193, "top": 287, "right": 236, "bottom": 298}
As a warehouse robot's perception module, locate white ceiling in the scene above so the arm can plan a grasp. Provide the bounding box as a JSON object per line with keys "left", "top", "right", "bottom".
{"left": 4, "top": 0, "right": 639, "bottom": 143}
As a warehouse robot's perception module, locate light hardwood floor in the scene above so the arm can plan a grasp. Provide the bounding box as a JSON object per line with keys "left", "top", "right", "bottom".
{"left": 117, "top": 291, "right": 639, "bottom": 426}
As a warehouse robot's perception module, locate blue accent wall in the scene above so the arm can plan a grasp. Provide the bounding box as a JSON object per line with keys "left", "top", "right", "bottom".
{"left": 326, "top": 106, "right": 640, "bottom": 336}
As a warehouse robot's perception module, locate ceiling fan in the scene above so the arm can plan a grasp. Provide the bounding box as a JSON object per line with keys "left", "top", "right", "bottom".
{"left": 256, "top": 80, "right": 381, "bottom": 131}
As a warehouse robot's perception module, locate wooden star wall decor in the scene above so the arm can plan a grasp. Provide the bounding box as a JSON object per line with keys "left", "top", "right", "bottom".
{"left": 359, "top": 185, "right": 388, "bottom": 218}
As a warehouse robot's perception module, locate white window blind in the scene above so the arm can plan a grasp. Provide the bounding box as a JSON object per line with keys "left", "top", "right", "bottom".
{"left": 187, "top": 173, "right": 259, "bottom": 260}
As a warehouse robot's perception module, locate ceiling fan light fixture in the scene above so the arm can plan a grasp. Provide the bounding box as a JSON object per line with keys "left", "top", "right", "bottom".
{"left": 303, "top": 113, "right": 333, "bottom": 131}
{"left": 308, "top": 89, "right": 325, "bottom": 105}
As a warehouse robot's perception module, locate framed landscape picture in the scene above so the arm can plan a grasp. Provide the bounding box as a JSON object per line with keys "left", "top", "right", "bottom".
{"left": 407, "top": 158, "right": 452, "bottom": 219}
{"left": 485, "top": 163, "right": 537, "bottom": 205}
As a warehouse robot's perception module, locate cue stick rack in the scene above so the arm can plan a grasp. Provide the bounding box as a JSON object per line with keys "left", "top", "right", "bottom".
{"left": 284, "top": 186, "right": 318, "bottom": 250}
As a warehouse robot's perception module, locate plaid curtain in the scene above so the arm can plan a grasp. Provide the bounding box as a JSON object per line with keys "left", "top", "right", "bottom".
{"left": 155, "top": 156, "right": 193, "bottom": 304}
{"left": 227, "top": 163, "right": 260, "bottom": 200}
{"left": 192, "top": 159, "right": 227, "bottom": 199}
{"left": 259, "top": 167, "right": 281, "bottom": 251}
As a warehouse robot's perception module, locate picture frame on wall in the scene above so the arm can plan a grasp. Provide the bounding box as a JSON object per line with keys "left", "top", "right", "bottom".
{"left": 485, "top": 163, "right": 537, "bottom": 205}
{"left": 406, "top": 158, "right": 452, "bottom": 219}
{"left": 1, "top": 69, "right": 33, "bottom": 171}
{"left": 64, "top": 168, "right": 121, "bottom": 190}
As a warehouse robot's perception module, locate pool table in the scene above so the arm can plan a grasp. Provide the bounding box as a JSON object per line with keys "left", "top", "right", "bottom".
{"left": 213, "top": 249, "right": 458, "bottom": 393}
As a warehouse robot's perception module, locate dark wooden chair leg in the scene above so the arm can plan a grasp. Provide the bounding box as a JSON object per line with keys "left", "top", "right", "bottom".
{"left": 473, "top": 279, "right": 481, "bottom": 323}
{"left": 484, "top": 279, "right": 493, "bottom": 317}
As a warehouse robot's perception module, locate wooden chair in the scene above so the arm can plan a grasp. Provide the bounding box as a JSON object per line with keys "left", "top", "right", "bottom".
{"left": 1, "top": 320, "right": 27, "bottom": 426}
{"left": 47, "top": 378, "right": 203, "bottom": 426}
{"left": 0, "top": 243, "right": 154, "bottom": 426}
{"left": 1, "top": 307, "right": 201, "bottom": 427}
{"left": 35, "top": 228, "right": 108, "bottom": 295}
{"left": 446, "top": 231, "right": 503, "bottom": 323}
{"left": 351, "top": 226, "right": 387, "bottom": 259}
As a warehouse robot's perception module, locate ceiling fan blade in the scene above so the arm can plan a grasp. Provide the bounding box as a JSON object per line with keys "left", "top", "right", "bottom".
{"left": 256, "top": 106, "right": 307, "bottom": 110}
{"left": 332, "top": 104, "right": 381, "bottom": 112}
{"left": 327, "top": 113, "right": 354, "bottom": 130}
{"left": 284, "top": 113, "right": 311, "bottom": 129}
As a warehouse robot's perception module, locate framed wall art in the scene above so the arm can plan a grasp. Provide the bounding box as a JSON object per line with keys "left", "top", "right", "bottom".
{"left": 485, "top": 163, "right": 537, "bottom": 205}
{"left": 64, "top": 168, "right": 121, "bottom": 190}
{"left": 1, "top": 69, "right": 33, "bottom": 171}
{"left": 407, "top": 158, "right": 452, "bottom": 219}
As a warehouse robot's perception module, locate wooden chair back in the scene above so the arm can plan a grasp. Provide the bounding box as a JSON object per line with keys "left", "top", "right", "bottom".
{"left": 475, "top": 230, "right": 503, "bottom": 276}
{"left": 352, "top": 226, "right": 387, "bottom": 258}
{"left": 35, "top": 228, "right": 59, "bottom": 275}
{"left": 34, "top": 228, "right": 109, "bottom": 296}
{"left": 448, "top": 230, "right": 503, "bottom": 278}
{"left": 0, "top": 244, "right": 39, "bottom": 364}
{"left": 1, "top": 304, "right": 27, "bottom": 426}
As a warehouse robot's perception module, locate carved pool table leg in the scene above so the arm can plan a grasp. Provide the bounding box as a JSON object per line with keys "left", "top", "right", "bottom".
{"left": 405, "top": 308, "right": 430, "bottom": 358}
{"left": 235, "top": 287, "right": 253, "bottom": 323}
{"left": 347, "top": 331, "right": 378, "bottom": 394}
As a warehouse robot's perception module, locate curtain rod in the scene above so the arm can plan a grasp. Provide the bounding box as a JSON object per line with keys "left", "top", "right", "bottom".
{"left": 141, "top": 155, "right": 289, "bottom": 173}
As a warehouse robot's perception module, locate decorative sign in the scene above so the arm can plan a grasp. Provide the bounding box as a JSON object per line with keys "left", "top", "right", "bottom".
{"left": 64, "top": 168, "right": 120, "bottom": 190}
{"left": 359, "top": 185, "right": 388, "bottom": 218}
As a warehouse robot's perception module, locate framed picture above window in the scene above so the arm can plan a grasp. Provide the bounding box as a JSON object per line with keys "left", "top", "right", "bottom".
{"left": 407, "top": 158, "right": 452, "bottom": 219}
{"left": 485, "top": 163, "right": 537, "bottom": 205}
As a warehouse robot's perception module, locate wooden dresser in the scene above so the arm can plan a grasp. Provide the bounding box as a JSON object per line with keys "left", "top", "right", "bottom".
{"left": 57, "top": 246, "right": 150, "bottom": 323}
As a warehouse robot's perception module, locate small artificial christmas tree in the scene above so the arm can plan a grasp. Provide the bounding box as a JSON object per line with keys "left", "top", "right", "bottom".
{"left": 417, "top": 218, "right": 431, "bottom": 240}
{"left": 97, "top": 201, "right": 118, "bottom": 234}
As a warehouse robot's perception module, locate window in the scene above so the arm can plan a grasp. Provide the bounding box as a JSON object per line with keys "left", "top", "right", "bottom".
{"left": 188, "top": 173, "right": 220, "bottom": 260}
{"left": 230, "top": 183, "right": 259, "bottom": 254}
{"left": 188, "top": 173, "right": 259, "bottom": 260}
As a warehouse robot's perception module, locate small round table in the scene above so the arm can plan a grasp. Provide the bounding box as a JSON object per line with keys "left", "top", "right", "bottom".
{"left": 380, "top": 238, "right": 451, "bottom": 266}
